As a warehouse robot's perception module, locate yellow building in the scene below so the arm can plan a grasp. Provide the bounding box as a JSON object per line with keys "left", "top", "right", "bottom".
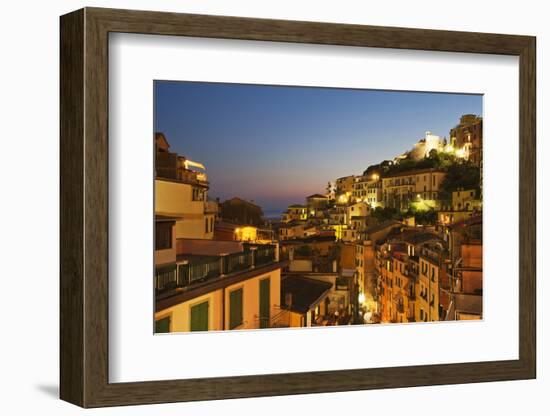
{"left": 155, "top": 244, "right": 284, "bottom": 332}
{"left": 353, "top": 174, "right": 382, "bottom": 207}
{"left": 155, "top": 133, "right": 216, "bottom": 240}
{"left": 451, "top": 189, "right": 481, "bottom": 211}
{"left": 437, "top": 189, "right": 481, "bottom": 226}
{"left": 354, "top": 240, "right": 376, "bottom": 312}
{"left": 155, "top": 179, "right": 216, "bottom": 240}
{"left": 415, "top": 244, "right": 445, "bottom": 322}
{"left": 379, "top": 253, "right": 394, "bottom": 323}
{"left": 346, "top": 202, "right": 371, "bottom": 224}
{"left": 306, "top": 193, "right": 330, "bottom": 218}
{"left": 391, "top": 254, "right": 410, "bottom": 323}
{"left": 335, "top": 175, "right": 355, "bottom": 201}
{"left": 382, "top": 168, "right": 446, "bottom": 211}
{"left": 282, "top": 204, "right": 307, "bottom": 222}
{"left": 278, "top": 221, "right": 316, "bottom": 240}
{"left": 449, "top": 114, "right": 483, "bottom": 167}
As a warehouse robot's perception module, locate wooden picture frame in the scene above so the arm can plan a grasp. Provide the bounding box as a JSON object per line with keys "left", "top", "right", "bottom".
{"left": 60, "top": 7, "right": 536, "bottom": 408}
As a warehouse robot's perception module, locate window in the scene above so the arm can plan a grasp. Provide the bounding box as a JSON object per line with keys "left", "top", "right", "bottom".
{"left": 229, "top": 288, "right": 243, "bottom": 329}
{"left": 431, "top": 267, "right": 435, "bottom": 282}
{"left": 190, "top": 301, "right": 209, "bottom": 331}
{"left": 155, "top": 222, "right": 172, "bottom": 250}
{"left": 205, "top": 217, "right": 209, "bottom": 233}
{"left": 192, "top": 187, "right": 203, "bottom": 201}
{"left": 155, "top": 316, "right": 171, "bottom": 333}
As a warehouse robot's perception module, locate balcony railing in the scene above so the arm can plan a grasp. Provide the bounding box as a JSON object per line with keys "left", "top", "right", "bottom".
{"left": 177, "top": 258, "right": 220, "bottom": 287}
{"left": 255, "top": 245, "right": 276, "bottom": 267}
{"left": 155, "top": 244, "right": 278, "bottom": 291}
{"left": 226, "top": 251, "right": 252, "bottom": 274}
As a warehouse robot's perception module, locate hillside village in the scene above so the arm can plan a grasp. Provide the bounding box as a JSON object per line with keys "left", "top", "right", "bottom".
{"left": 154, "top": 114, "right": 482, "bottom": 332}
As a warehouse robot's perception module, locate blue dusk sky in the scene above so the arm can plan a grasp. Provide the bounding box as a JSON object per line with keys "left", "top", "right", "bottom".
{"left": 154, "top": 81, "right": 482, "bottom": 214}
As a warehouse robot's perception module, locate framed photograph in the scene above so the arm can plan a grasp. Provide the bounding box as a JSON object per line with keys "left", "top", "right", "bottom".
{"left": 60, "top": 7, "right": 536, "bottom": 408}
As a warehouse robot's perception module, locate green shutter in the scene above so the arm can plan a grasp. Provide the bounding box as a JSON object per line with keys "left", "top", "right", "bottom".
{"left": 155, "top": 316, "right": 171, "bottom": 333}
{"left": 259, "top": 278, "right": 270, "bottom": 328}
{"left": 190, "top": 301, "right": 209, "bottom": 331}
{"left": 229, "top": 288, "right": 243, "bottom": 329}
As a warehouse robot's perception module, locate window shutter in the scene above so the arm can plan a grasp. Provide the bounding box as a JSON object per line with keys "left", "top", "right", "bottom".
{"left": 229, "top": 289, "right": 243, "bottom": 329}
{"left": 259, "top": 279, "right": 270, "bottom": 328}
{"left": 155, "top": 316, "right": 171, "bottom": 333}
{"left": 190, "top": 301, "right": 209, "bottom": 331}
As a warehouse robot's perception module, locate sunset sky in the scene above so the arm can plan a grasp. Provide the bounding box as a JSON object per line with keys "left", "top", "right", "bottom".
{"left": 154, "top": 81, "right": 482, "bottom": 215}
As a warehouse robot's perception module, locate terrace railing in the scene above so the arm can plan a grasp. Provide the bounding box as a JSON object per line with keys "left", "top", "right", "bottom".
{"left": 255, "top": 245, "right": 276, "bottom": 267}
{"left": 226, "top": 251, "right": 252, "bottom": 274}
{"left": 155, "top": 244, "right": 278, "bottom": 291}
{"left": 177, "top": 258, "right": 220, "bottom": 287}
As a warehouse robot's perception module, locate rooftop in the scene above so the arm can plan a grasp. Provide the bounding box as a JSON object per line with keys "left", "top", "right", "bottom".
{"left": 279, "top": 234, "right": 336, "bottom": 245}
{"left": 402, "top": 231, "right": 439, "bottom": 246}
{"left": 364, "top": 220, "right": 402, "bottom": 235}
{"left": 155, "top": 214, "right": 182, "bottom": 222}
{"left": 177, "top": 238, "right": 244, "bottom": 257}
{"left": 281, "top": 276, "right": 333, "bottom": 314}
{"left": 448, "top": 214, "right": 483, "bottom": 230}
{"left": 448, "top": 293, "right": 482, "bottom": 317}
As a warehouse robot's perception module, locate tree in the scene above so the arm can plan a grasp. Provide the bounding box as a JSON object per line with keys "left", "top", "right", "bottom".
{"left": 371, "top": 207, "right": 402, "bottom": 222}
{"left": 326, "top": 182, "right": 333, "bottom": 198}
{"left": 404, "top": 207, "right": 437, "bottom": 225}
{"left": 440, "top": 163, "right": 481, "bottom": 200}
{"left": 219, "top": 198, "right": 264, "bottom": 226}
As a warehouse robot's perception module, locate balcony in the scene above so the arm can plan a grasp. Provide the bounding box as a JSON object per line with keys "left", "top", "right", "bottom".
{"left": 155, "top": 244, "right": 277, "bottom": 291}
{"left": 204, "top": 200, "right": 218, "bottom": 214}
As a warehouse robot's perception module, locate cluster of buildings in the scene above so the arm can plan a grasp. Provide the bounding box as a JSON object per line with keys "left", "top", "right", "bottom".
{"left": 275, "top": 114, "right": 483, "bottom": 324}
{"left": 154, "top": 113, "right": 483, "bottom": 333}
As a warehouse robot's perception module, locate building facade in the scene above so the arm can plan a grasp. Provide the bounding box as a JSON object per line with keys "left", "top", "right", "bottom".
{"left": 382, "top": 168, "right": 446, "bottom": 211}
{"left": 449, "top": 114, "right": 483, "bottom": 167}
{"left": 155, "top": 244, "right": 284, "bottom": 332}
